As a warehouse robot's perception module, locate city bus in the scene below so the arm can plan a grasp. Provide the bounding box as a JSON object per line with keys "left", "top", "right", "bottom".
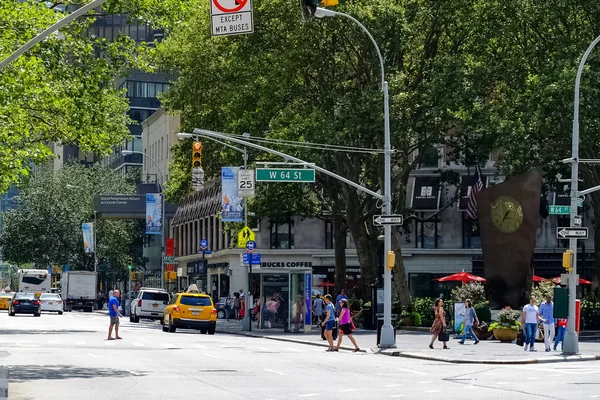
{"left": 18, "top": 269, "right": 51, "bottom": 293}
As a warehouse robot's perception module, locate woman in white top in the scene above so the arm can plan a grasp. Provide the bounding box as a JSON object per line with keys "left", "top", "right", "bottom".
{"left": 521, "top": 296, "right": 545, "bottom": 352}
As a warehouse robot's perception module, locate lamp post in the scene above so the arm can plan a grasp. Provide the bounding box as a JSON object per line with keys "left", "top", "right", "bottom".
{"left": 562, "top": 33, "right": 600, "bottom": 355}
{"left": 176, "top": 132, "right": 253, "bottom": 331}
{"left": 312, "top": 7, "right": 395, "bottom": 347}
{"left": 121, "top": 150, "right": 166, "bottom": 290}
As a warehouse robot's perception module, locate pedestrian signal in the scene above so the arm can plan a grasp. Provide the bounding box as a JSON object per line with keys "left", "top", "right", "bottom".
{"left": 562, "top": 250, "right": 573, "bottom": 272}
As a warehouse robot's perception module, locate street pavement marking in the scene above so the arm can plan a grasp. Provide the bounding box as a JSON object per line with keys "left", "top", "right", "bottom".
{"left": 297, "top": 394, "right": 319, "bottom": 398}
{"left": 282, "top": 347, "right": 302, "bottom": 352}
{"left": 389, "top": 395, "right": 406, "bottom": 398}
{"left": 551, "top": 374, "right": 564, "bottom": 377}
{"left": 202, "top": 353, "right": 219, "bottom": 359}
{"left": 133, "top": 342, "right": 145, "bottom": 347}
{"left": 526, "top": 377, "right": 538, "bottom": 380}
{"left": 127, "top": 370, "right": 144, "bottom": 377}
{"left": 88, "top": 353, "right": 98, "bottom": 358}
{"left": 424, "top": 390, "right": 440, "bottom": 393}
{"left": 590, "top": 395, "right": 600, "bottom": 398}
{"left": 385, "top": 384, "right": 403, "bottom": 388}
{"left": 398, "top": 368, "right": 426, "bottom": 375}
{"left": 192, "top": 344, "right": 206, "bottom": 349}
{"left": 264, "top": 369, "right": 287, "bottom": 376}
{"left": 76, "top": 341, "right": 86, "bottom": 346}
{"left": 417, "top": 381, "right": 433, "bottom": 384}
{"left": 338, "top": 389, "right": 358, "bottom": 392}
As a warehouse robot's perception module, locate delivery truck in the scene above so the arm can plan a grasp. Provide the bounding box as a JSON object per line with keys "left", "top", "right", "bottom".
{"left": 61, "top": 271, "right": 97, "bottom": 312}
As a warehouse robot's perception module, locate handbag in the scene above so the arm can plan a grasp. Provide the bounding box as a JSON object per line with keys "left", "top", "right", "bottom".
{"left": 516, "top": 331, "right": 525, "bottom": 346}
{"left": 438, "top": 330, "right": 450, "bottom": 342}
{"left": 350, "top": 321, "right": 356, "bottom": 331}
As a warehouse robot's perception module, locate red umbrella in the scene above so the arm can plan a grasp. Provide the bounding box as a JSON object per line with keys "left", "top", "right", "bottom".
{"left": 436, "top": 271, "right": 486, "bottom": 285}
{"left": 316, "top": 282, "right": 335, "bottom": 287}
{"left": 532, "top": 275, "right": 546, "bottom": 282}
{"left": 551, "top": 276, "right": 593, "bottom": 285}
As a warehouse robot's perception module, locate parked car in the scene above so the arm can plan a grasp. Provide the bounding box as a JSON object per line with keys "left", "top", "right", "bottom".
{"left": 163, "top": 292, "right": 217, "bottom": 334}
{"left": 0, "top": 293, "right": 13, "bottom": 310}
{"left": 39, "top": 293, "right": 64, "bottom": 314}
{"left": 130, "top": 288, "right": 170, "bottom": 323}
{"left": 215, "top": 296, "right": 229, "bottom": 319}
{"left": 9, "top": 292, "right": 41, "bottom": 316}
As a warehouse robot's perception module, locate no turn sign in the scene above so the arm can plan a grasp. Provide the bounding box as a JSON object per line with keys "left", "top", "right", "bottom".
{"left": 211, "top": 0, "right": 254, "bottom": 37}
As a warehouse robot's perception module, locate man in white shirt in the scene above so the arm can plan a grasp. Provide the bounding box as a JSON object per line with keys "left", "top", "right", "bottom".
{"left": 522, "top": 296, "right": 545, "bottom": 352}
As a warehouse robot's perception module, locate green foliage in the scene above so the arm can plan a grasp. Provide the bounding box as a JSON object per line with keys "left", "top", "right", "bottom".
{"left": 581, "top": 293, "right": 600, "bottom": 330}
{"left": 531, "top": 281, "right": 557, "bottom": 305}
{"left": 450, "top": 283, "right": 486, "bottom": 305}
{"left": 490, "top": 306, "right": 521, "bottom": 331}
{"left": 348, "top": 297, "right": 362, "bottom": 312}
{"left": 474, "top": 302, "right": 492, "bottom": 323}
{"left": 412, "top": 297, "right": 435, "bottom": 327}
{"left": 0, "top": 163, "right": 141, "bottom": 280}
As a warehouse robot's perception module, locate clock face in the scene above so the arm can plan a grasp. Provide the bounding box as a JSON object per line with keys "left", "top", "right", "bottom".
{"left": 490, "top": 195, "right": 524, "bottom": 233}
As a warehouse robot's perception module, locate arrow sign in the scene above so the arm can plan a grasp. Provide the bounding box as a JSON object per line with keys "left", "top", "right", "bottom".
{"left": 556, "top": 227, "right": 588, "bottom": 239}
{"left": 373, "top": 215, "right": 404, "bottom": 226}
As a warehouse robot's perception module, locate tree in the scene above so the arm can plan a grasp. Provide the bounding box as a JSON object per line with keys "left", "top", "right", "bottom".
{"left": 0, "top": 163, "right": 139, "bottom": 280}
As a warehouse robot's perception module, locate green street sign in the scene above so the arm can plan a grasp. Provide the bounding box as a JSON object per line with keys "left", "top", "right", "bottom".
{"left": 549, "top": 205, "right": 570, "bottom": 215}
{"left": 163, "top": 256, "right": 177, "bottom": 263}
{"left": 256, "top": 168, "right": 315, "bottom": 183}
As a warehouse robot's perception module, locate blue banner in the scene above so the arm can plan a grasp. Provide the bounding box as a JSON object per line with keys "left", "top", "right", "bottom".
{"left": 82, "top": 223, "right": 94, "bottom": 253}
{"left": 221, "top": 167, "right": 243, "bottom": 222}
{"left": 305, "top": 273, "right": 312, "bottom": 326}
{"left": 145, "top": 193, "right": 163, "bottom": 235}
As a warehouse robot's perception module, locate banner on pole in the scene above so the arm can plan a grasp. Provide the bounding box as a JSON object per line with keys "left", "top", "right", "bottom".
{"left": 221, "top": 167, "right": 243, "bottom": 222}
{"left": 82, "top": 223, "right": 94, "bottom": 253}
{"left": 145, "top": 193, "right": 163, "bottom": 235}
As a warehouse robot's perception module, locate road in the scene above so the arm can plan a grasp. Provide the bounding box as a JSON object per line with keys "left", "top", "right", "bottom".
{"left": 1, "top": 311, "right": 600, "bottom": 400}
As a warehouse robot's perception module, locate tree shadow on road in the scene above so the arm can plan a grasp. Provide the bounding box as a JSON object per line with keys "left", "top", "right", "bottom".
{"left": 8, "top": 365, "right": 146, "bottom": 382}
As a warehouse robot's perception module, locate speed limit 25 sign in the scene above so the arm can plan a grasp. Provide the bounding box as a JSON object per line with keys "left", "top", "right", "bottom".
{"left": 237, "top": 169, "right": 255, "bottom": 198}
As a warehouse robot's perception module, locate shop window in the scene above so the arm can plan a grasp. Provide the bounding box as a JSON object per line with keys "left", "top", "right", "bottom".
{"left": 414, "top": 213, "right": 440, "bottom": 249}
{"left": 463, "top": 216, "right": 481, "bottom": 249}
{"left": 270, "top": 219, "right": 294, "bottom": 249}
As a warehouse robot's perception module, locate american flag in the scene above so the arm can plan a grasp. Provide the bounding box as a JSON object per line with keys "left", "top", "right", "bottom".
{"left": 466, "top": 166, "right": 485, "bottom": 220}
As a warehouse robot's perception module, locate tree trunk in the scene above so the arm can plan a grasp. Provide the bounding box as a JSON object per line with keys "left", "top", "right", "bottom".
{"left": 332, "top": 212, "right": 347, "bottom": 297}
{"left": 392, "top": 228, "right": 412, "bottom": 311}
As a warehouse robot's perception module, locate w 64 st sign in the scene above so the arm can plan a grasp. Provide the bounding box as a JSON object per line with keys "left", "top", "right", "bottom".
{"left": 211, "top": 0, "right": 254, "bottom": 37}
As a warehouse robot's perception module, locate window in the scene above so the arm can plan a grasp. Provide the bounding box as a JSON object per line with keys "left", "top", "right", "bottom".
{"left": 419, "top": 146, "right": 440, "bottom": 168}
{"left": 270, "top": 219, "right": 294, "bottom": 249}
{"left": 414, "top": 213, "right": 440, "bottom": 249}
{"left": 179, "top": 296, "right": 212, "bottom": 306}
{"left": 141, "top": 292, "right": 169, "bottom": 301}
{"left": 23, "top": 275, "right": 47, "bottom": 285}
{"left": 463, "top": 217, "right": 481, "bottom": 249}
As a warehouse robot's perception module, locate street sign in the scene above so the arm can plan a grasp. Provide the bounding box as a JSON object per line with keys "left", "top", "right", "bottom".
{"left": 210, "top": 0, "right": 254, "bottom": 37}
{"left": 163, "top": 256, "right": 177, "bottom": 263}
{"left": 373, "top": 215, "right": 404, "bottom": 226}
{"left": 199, "top": 239, "right": 209, "bottom": 250}
{"left": 246, "top": 240, "right": 256, "bottom": 252}
{"left": 192, "top": 167, "right": 204, "bottom": 191}
{"left": 549, "top": 205, "right": 570, "bottom": 215}
{"left": 237, "top": 226, "right": 256, "bottom": 248}
{"left": 256, "top": 168, "right": 315, "bottom": 182}
{"left": 242, "top": 253, "right": 261, "bottom": 265}
{"left": 556, "top": 227, "right": 588, "bottom": 239}
{"left": 237, "top": 169, "right": 255, "bottom": 197}
{"left": 198, "top": 250, "right": 213, "bottom": 255}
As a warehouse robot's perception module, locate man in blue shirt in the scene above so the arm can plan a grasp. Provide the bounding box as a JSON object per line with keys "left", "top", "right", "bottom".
{"left": 107, "top": 290, "right": 123, "bottom": 340}
{"left": 539, "top": 295, "right": 554, "bottom": 352}
{"left": 335, "top": 289, "right": 348, "bottom": 315}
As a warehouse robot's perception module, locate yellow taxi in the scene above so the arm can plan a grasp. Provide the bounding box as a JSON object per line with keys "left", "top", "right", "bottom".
{"left": 163, "top": 289, "right": 217, "bottom": 335}
{"left": 0, "top": 293, "right": 13, "bottom": 310}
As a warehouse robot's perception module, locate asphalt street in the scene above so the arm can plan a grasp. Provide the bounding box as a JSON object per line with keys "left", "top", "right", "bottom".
{"left": 1, "top": 311, "right": 600, "bottom": 400}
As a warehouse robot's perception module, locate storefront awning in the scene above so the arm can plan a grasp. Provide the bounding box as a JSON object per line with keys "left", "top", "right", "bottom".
{"left": 411, "top": 176, "right": 441, "bottom": 211}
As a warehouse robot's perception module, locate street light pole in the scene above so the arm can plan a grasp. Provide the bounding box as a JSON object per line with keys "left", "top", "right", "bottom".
{"left": 121, "top": 150, "right": 166, "bottom": 290}
{"left": 313, "top": 7, "right": 395, "bottom": 348}
{"left": 563, "top": 33, "right": 600, "bottom": 355}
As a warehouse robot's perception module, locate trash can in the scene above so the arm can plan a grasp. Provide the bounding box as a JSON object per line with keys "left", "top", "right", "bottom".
{"left": 362, "top": 307, "right": 374, "bottom": 330}
{"left": 376, "top": 313, "right": 397, "bottom": 346}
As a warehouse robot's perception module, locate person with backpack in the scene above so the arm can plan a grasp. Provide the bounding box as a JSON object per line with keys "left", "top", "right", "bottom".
{"left": 458, "top": 299, "right": 480, "bottom": 345}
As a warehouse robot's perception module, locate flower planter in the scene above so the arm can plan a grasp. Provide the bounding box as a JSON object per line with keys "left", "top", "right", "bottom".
{"left": 493, "top": 328, "right": 518, "bottom": 342}
{"left": 475, "top": 328, "right": 494, "bottom": 340}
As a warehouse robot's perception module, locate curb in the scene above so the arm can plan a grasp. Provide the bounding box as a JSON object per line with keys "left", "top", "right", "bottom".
{"left": 0, "top": 366, "right": 8, "bottom": 400}
{"left": 378, "top": 350, "right": 600, "bottom": 365}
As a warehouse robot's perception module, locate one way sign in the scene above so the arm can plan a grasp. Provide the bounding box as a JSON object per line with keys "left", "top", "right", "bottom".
{"left": 373, "top": 215, "right": 404, "bottom": 226}
{"left": 556, "top": 227, "right": 588, "bottom": 239}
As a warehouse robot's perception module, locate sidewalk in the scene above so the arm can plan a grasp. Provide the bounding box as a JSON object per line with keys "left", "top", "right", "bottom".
{"left": 216, "top": 319, "right": 600, "bottom": 365}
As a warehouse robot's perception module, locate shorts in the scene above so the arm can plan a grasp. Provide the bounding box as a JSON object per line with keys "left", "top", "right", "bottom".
{"left": 340, "top": 323, "right": 353, "bottom": 335}
{"left": 325, "top": 320, "right": 334, "bottom": 331}
{"left": 110, "top": 316, "right": 120, "bottom": 325}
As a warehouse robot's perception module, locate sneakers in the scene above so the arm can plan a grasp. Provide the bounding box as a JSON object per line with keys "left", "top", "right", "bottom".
{"left": 458, "top": 341, "right": 465, "bottom": 345}
{"left": 524, "top": 344, "right": 529, "bottom": 351}
{"left": 474, "top": 340, "right": 480, "bottom": 345}
{"left": 553, "top": 345, "right": 557, "bottom": 351}
{"left": 530, "top": 347, "right": 537, "bottom": 352}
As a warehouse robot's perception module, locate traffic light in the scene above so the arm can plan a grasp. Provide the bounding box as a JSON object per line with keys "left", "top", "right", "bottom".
{"left": 192, "top": 142, "right": 202, "bottom": 169}
{"left": 562, "top": 250, "right": 574, "bottom": 272}
{"left": 127, "top": 257, "right": 133, "bottom": 271}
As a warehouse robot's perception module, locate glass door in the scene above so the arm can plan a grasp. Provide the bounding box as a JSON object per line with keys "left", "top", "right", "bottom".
{"left": 289, "top": 272, "right": 306, "bottom": 333}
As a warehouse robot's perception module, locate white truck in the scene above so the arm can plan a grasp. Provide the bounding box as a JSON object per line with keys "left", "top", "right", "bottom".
{"left": 61, "top": 271, "right": 97, "bottom": 312}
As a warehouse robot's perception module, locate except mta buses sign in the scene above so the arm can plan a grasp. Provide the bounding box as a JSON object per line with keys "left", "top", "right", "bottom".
{"left": 211, "top": 0, "right": 254, "bottom": 37}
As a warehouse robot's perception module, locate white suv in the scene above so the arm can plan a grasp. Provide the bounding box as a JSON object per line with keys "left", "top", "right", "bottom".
{"left": 130, "top": 288, "right": 170, "bottom": 323}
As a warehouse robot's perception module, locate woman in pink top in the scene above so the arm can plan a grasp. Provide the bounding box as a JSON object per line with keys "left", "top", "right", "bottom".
{"left": 335, "top": 298, "right": 360, "bottom": 352}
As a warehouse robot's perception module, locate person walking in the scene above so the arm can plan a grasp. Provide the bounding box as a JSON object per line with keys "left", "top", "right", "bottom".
{"left": 335, "top": 298, "right": 360, "bottom": 352}
{"left": 522, "top": 295, "right": 545, "bottom": 352}
{"left": 335, "top": 289, "right": 348, "bottom": 316}
{"left": 554, "top": 318, "right": 567, "bottom": 351}
{"left": 539, "top": 295, "right": 555, "bottom": 352}
{"left": 107, "top": 290, "right": 123, "bottom": 340}
{"left": 233, "top": 292, "right": 241, "bottom": 321}
{"left": 225, "top": 295, "right": 233, "bottom": 321}
{"left": 239, "top": 295, "right": 246, "bottom": 321}
{"left": 429, "top": 298, "right": 448, "bottom": 349}
{"left": 313, "top": 295, "right": 324, "bottom": 326}
{"left": 321, "top": 294, "right": 336, "bottom": 351}
{"left": 458, "top": 299, "right": 480, "bottom": 345}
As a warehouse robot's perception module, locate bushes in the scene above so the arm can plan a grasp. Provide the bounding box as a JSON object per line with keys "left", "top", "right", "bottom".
{"left": 413, "top": 297, "right": 435, "bottom": 327}
{"left": 581, "top": 294, "right": 600, "bottom": 330}
{"left": 450, "top": 282, "right": 486, "bottom": 304}
{"left": 474, "top": 302, "right": 491, "bottom": 323}
{"left": 530, "top": 281, "right": 556, "bottom": 305}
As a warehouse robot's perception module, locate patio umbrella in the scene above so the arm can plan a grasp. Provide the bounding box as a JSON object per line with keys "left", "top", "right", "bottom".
{"left": 532, "top": 275, "right": 546, "bottom": 282}
{"left": 316, "top": 282, "right": 335, "bottom": 287}
{"left": 551, "top": 276, "right": 593, "bottom": 285}
{"left": 436, "top": 271, "right": 486, "bottom": 285}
